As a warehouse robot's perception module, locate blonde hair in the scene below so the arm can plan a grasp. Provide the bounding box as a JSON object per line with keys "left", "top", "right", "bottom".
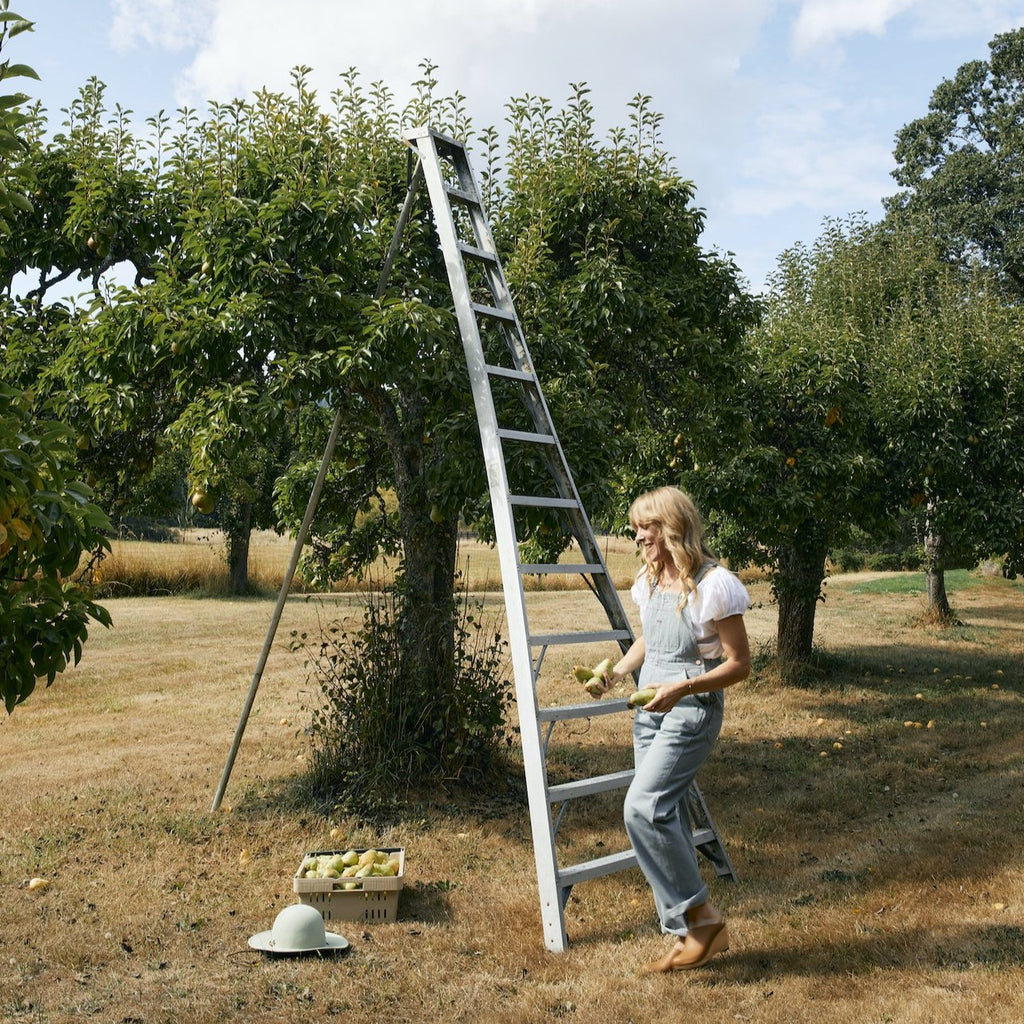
{"left": 629, "top": 486, "right": 717, "bottom": 603}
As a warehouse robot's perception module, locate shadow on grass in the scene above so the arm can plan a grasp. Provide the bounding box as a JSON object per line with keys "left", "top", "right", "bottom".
{"left": 397, "top": 879, "right": 458, "bottom": 925}
{"left": 712, "top": 922, "right": 1024, "bottom": 981}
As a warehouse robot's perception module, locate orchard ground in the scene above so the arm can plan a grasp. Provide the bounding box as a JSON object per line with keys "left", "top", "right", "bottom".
{"left": 2, "top": 536, "right": 1023, "bottom": 1024}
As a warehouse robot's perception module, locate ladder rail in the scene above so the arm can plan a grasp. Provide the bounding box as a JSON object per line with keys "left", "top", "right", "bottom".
{"left": 411, "top": 129, "right": 570, "bottom": 948}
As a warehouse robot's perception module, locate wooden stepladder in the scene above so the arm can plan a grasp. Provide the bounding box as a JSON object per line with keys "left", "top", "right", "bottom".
{"left": 404, "top": 126, "right": 736, "bottom": 952}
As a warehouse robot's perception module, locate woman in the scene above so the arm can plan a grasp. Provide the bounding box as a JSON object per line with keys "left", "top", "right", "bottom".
{"left": 602, "top": 486, "right": 751, "bottom": 973}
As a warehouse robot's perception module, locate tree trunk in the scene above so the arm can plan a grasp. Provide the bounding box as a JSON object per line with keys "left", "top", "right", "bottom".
{"left": 923, "top": 522, "right": 953, "bottom": 621}
{"left": 775, "top": 533, "right": 830, "bottom": 665}
{"left": 389, "top": 489, "right": 460, "bottom": 767}
{"left": 225, "top": 500, "right": 253, "bottom": 595}
{"left": 371, "top": 386, "right": 460, "bottom": 747}
{"left": 397, "top": 507, "right": 459, "bottom": 691}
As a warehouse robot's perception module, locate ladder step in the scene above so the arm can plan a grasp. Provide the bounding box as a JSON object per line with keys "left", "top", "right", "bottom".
{"left": 471, "top": 301, "right": 516, "bottom": 322}
{"left": 511, "top": 495, "right": 579, "bottom": 509}
{"left": 530, "top": 629, "right": 632, "bottom": 647}
{"left": 445, "top": 184, "right": 480, "bottom": 207}
{"left": 486, "top": 364, "right": 535, "bottom": 382}
{"left": 556, "top": 833, "right": 719, "bottom": 893}
{"left": 458, "top": 240, "right": 498, "bottom": 264}
{"left": 692, "top": 827, "right": 717, "bottom": 848}
{"left": 557, "top": 848, "right": 638, "bottom": 888}
{"left": 519, "top": 562, "right": 606, "bottom": 575}
{"left": 537, "top": 698, "right": 630, "bottom": 724}
{"left": 548, "top": 769, "right": 634, "bottom": 803}
{"left": 405, "top": 124, "right": 460, "bottom": 148}
{"left": 498, "top": 428, "right": 556, "bottom": 444}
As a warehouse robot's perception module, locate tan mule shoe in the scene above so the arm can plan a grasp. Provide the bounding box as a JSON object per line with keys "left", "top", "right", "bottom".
{"left": 640, "top": 920, "right": 730, "bottom": 974}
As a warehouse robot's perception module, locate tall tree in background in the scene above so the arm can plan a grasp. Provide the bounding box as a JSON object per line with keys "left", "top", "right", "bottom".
{"left": 686, "top": 218, "right": 886, "bottom": 665}
{"left": 886, "top": 26, "right": 1024, "bottom": 612}
{"left": 696, "top": 213, "right": 1024, "bottom": 661}
{"left": 4, "top": 70, "right": 373, "bottom": 592}
{"left": 888, "top": 27, "right": 1024, "bottom": 294}
{"left": 870, "top": 218, "right": 1024, "bottom": 617}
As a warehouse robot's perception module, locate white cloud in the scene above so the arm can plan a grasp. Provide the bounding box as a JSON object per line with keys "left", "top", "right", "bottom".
{"left": 904, "top": 0, "right": 1024, "bottom": 39}
{"left": 791, "top": 0, "right": 916, "bottom": 54}
{"left": 792, "top": 0, "right": 1024, "bottom": 54}
{"left": 731, "top": 91, "right": 895, "bottom": 217}
{"left": 147, "top": 0, "right": 772, "bottom": 129}
{"left": 110, "top": 0, "right": 211, "bottom": 52}
{"left": 733, "top": 135, "right": 894, "bottom": 219}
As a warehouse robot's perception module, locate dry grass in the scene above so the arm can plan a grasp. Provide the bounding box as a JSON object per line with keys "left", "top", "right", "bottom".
{"left": 89, "top": 531, "right": 653, "bottom": 596}
{"left": 91, "top": 530, "right": 306, "bottom": 597}
{"left": 2, "top": 568, "right": 1023, "bottom": 1023}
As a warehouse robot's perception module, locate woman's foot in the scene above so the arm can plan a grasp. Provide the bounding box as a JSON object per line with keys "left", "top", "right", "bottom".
{"left": 640, "top": 909, "right": 730, "bottom": 974}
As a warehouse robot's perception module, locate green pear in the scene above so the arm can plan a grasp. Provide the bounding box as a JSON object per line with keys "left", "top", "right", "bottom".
{"left": 628, "top": 687, "right": 657, "bottom": 708}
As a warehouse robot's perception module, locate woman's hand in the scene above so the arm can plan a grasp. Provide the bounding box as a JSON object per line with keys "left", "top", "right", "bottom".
{"left": 608, "top": 637, "right": 646, "bottom": 690}
{"left": 640, "top": 680, "right": 688, "bottom": 714}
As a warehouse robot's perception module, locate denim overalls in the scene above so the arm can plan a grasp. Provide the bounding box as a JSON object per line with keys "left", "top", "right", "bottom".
{"left": 623, "top": 563, "right": 725, "bottom": 937}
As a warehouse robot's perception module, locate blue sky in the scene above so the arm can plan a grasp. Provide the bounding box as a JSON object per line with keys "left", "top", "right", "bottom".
{"left": 16, "top": 0, "right": 1024, "bottom": 292}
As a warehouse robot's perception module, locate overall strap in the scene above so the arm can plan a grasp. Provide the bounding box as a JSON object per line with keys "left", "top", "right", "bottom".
{"left": 694, "top": 560, "right": 718, "bottom": 585}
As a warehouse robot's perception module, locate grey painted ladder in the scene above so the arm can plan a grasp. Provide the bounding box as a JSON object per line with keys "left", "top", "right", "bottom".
{"left": 404, "top": 125, "right": 736, "bottom": 952}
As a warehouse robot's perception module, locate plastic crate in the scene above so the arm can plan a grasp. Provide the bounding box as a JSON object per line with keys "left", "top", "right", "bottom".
{"left": 293, "top": 847, "right": 404, "bottom": 923}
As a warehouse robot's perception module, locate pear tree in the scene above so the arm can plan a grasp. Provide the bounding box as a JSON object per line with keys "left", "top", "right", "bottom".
{"left": 0, "top": 7, "right": 111, "bottom": 712}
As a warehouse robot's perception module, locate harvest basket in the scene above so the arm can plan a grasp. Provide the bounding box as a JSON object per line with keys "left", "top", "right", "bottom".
{"left": 293, "top": 847, "right": 405, "bottom": 923}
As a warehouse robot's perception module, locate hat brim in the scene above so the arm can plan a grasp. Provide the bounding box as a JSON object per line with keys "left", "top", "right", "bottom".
{"left": 248, "top": 930, "right": 350, "bottom": 955}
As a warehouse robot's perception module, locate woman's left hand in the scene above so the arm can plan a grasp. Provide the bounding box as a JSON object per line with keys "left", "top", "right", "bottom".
{"left": 641, "top": 681, "right": 689, "bottom": 714}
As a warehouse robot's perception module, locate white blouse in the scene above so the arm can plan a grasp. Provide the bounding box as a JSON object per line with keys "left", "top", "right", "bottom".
{"left": 630, "top": 565, "right": 751, "bottom": 659}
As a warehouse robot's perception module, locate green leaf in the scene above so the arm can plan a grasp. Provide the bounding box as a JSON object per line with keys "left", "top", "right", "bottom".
{"left": 0, "top": 61, "right": 38, "bottom": 81}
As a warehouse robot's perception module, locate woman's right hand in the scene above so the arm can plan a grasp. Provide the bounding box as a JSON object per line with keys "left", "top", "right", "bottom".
{"left": 608, "top": 637, "right": 646, "bottom": 689}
